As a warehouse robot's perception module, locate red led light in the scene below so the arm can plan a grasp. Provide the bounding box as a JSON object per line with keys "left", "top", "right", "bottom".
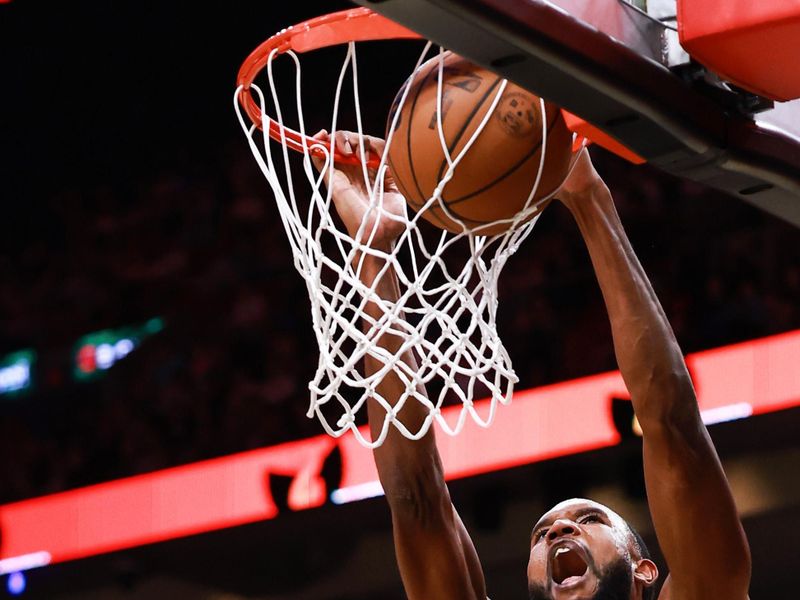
{"left": 76, "top": 345, "right": 96, "bottom": 373}
{"left": 1, "top": 329, "right": 799, "bottom": 568}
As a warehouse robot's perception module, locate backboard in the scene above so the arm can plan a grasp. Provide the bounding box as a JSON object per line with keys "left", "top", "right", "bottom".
{"left": 353, "top": 0, "right": 800, "bottom": 226}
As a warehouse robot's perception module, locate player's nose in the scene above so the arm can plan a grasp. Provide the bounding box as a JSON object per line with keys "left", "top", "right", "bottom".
{"left": 547, "top": 518, "right": 580, "bottom": 542}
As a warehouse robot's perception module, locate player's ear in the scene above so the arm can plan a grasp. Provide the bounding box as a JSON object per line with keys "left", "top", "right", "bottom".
{"left": 633, "top": 558, "right": 658, "bottom": 588}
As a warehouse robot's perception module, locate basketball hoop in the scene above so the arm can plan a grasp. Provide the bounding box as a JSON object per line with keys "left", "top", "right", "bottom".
{"left": 237, "top": 8, "right": 420, "bottom": 168}
{"left": 234, "top": 8, "right": 577, "bottom": 447}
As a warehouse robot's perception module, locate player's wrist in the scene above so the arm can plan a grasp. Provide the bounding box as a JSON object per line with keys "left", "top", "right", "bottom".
{"left": 355, "top": 251, "right": 392, "bottom": 280}
{"left": 556, "top": 149, "right": 609, "bottom": 212}
{"left": 560, "top": 178, "right": 612, "bottom": 215}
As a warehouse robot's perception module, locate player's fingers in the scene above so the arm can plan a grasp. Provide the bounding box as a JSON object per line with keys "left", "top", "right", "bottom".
{"left": 340, "top": 131, "right": 377, "bottom": 161}
{"left": 363, "top": 135, "right": 386, "bottom": 157}
{"left": 334, "top": 131, "right": 354, "bottom": 156}
{"left": 383, "top": 168, "right": 400, "bottom": 194}
{"left": 309, "top": 129, "right": 330, "bottom": 172}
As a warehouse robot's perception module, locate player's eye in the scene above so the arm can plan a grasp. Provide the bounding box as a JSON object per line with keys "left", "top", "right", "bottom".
{"left": 580, "top": 513, "right": 601, "bottom": 524}
{"left": 534, "top": 528, "right": 549, "bottom": 541}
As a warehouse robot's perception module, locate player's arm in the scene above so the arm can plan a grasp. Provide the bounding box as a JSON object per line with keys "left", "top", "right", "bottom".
{"left": 558, "top": 151, "right": 751, "bottom": 599}
{"left": 313, "top": 131, "right": 486, "bottom": 600}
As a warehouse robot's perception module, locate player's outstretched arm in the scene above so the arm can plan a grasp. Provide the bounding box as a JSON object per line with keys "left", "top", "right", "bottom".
{"left": 312, "top": 131, "right": 486, "bottom": 600}
{"left": 558, "top": 151, "right": 751, "bottom": 600}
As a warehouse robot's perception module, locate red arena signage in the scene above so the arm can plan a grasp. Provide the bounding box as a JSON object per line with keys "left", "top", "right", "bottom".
{"left": 1, "top": 329, "right": 799, "bottom": 572}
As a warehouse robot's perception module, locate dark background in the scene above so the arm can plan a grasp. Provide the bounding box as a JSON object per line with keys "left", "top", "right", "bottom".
{"left": 1, "top": 1, "right": 799, "bottom": 598}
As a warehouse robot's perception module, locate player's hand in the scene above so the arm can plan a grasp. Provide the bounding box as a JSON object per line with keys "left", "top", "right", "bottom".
{"left": 311, "top": 130, "right": 406, "bottom": 252}
{"left": 555, "top": 148, "right": 609, "bottom": 211}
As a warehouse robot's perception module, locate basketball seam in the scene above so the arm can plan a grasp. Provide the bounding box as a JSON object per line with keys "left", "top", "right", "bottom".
{"left": 444, "top": 110, "right": 561, "bottom": 210}
{"left": 385, "top": 81, "right": 418, "bottom": 211}
{"left": 435, "top": 76, "right": 504, "bottom": 185}
{"left": 403, "top": 63, "right": 460, "bottom": 232}
{"left": 407, "top": 66, "right": 439, "bottom": 208}
{"left": 389, "top": 67, "right": 454, "bottom": 231}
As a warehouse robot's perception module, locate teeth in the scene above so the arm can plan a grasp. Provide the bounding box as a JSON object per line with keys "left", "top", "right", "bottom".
{"left": 555, "top": 547, "right": 570, "bottom": 557}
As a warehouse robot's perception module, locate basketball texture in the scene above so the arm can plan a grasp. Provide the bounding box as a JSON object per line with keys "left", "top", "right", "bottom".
{"left": 386, "top": 52, "right": 573, "bottom": 235}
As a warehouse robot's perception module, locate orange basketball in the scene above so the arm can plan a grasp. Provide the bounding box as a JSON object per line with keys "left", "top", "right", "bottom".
{"left": 386, "top": 53, "right": 573, "bottom": 235}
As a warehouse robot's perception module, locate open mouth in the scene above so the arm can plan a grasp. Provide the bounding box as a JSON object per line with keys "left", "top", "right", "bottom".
{"left": 550, "top": 545, "right": 589, "bottom": 587}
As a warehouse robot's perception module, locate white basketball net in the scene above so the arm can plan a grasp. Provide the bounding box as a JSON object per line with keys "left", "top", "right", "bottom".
{"left": 234, "top": 42, "right": 566, "bottom": 448}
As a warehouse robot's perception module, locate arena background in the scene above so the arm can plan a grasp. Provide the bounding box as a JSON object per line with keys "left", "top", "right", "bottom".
{"left": 2, "top": 1, "right": 799, "bottom": 598}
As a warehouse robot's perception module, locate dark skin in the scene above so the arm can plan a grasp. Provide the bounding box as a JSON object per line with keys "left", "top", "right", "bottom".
{"left": 528, "top": 498, "right": 658, "bottom": 599}
{"left": 314, "top": 130, "right": 751, "bottom": 600}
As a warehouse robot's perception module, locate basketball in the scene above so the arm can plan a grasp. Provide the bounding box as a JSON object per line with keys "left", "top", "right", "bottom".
{"left": 385, "top": 52, "right": 574, "bottom": 235}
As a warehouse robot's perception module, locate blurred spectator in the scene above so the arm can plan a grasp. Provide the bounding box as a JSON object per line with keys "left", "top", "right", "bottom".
{"left": 1, "top": 145, "right": 799, "bottom": 504}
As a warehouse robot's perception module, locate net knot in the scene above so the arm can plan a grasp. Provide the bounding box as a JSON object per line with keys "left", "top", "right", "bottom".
{"left": 337, "top": 413, "right": 356, "bottom": 428}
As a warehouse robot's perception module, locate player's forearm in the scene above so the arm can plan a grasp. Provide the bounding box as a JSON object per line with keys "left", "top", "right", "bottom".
{"left": 562, "top": 166, "right": 750, "bottom": 596}
{"left": 358, "top": 255, "right": 449, "bottom": 510}
{"left": 565, "top": 182, "right": 699, "bottom": 433}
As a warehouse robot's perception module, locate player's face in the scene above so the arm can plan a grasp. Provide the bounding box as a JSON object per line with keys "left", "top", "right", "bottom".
{"left": 527, "top": 499, "right": 635, "bottom": 600}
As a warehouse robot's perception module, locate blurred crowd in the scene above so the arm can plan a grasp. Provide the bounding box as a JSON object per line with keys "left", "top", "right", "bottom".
{"left": 1, "top": 144, "right": 798, "bottom": 504}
